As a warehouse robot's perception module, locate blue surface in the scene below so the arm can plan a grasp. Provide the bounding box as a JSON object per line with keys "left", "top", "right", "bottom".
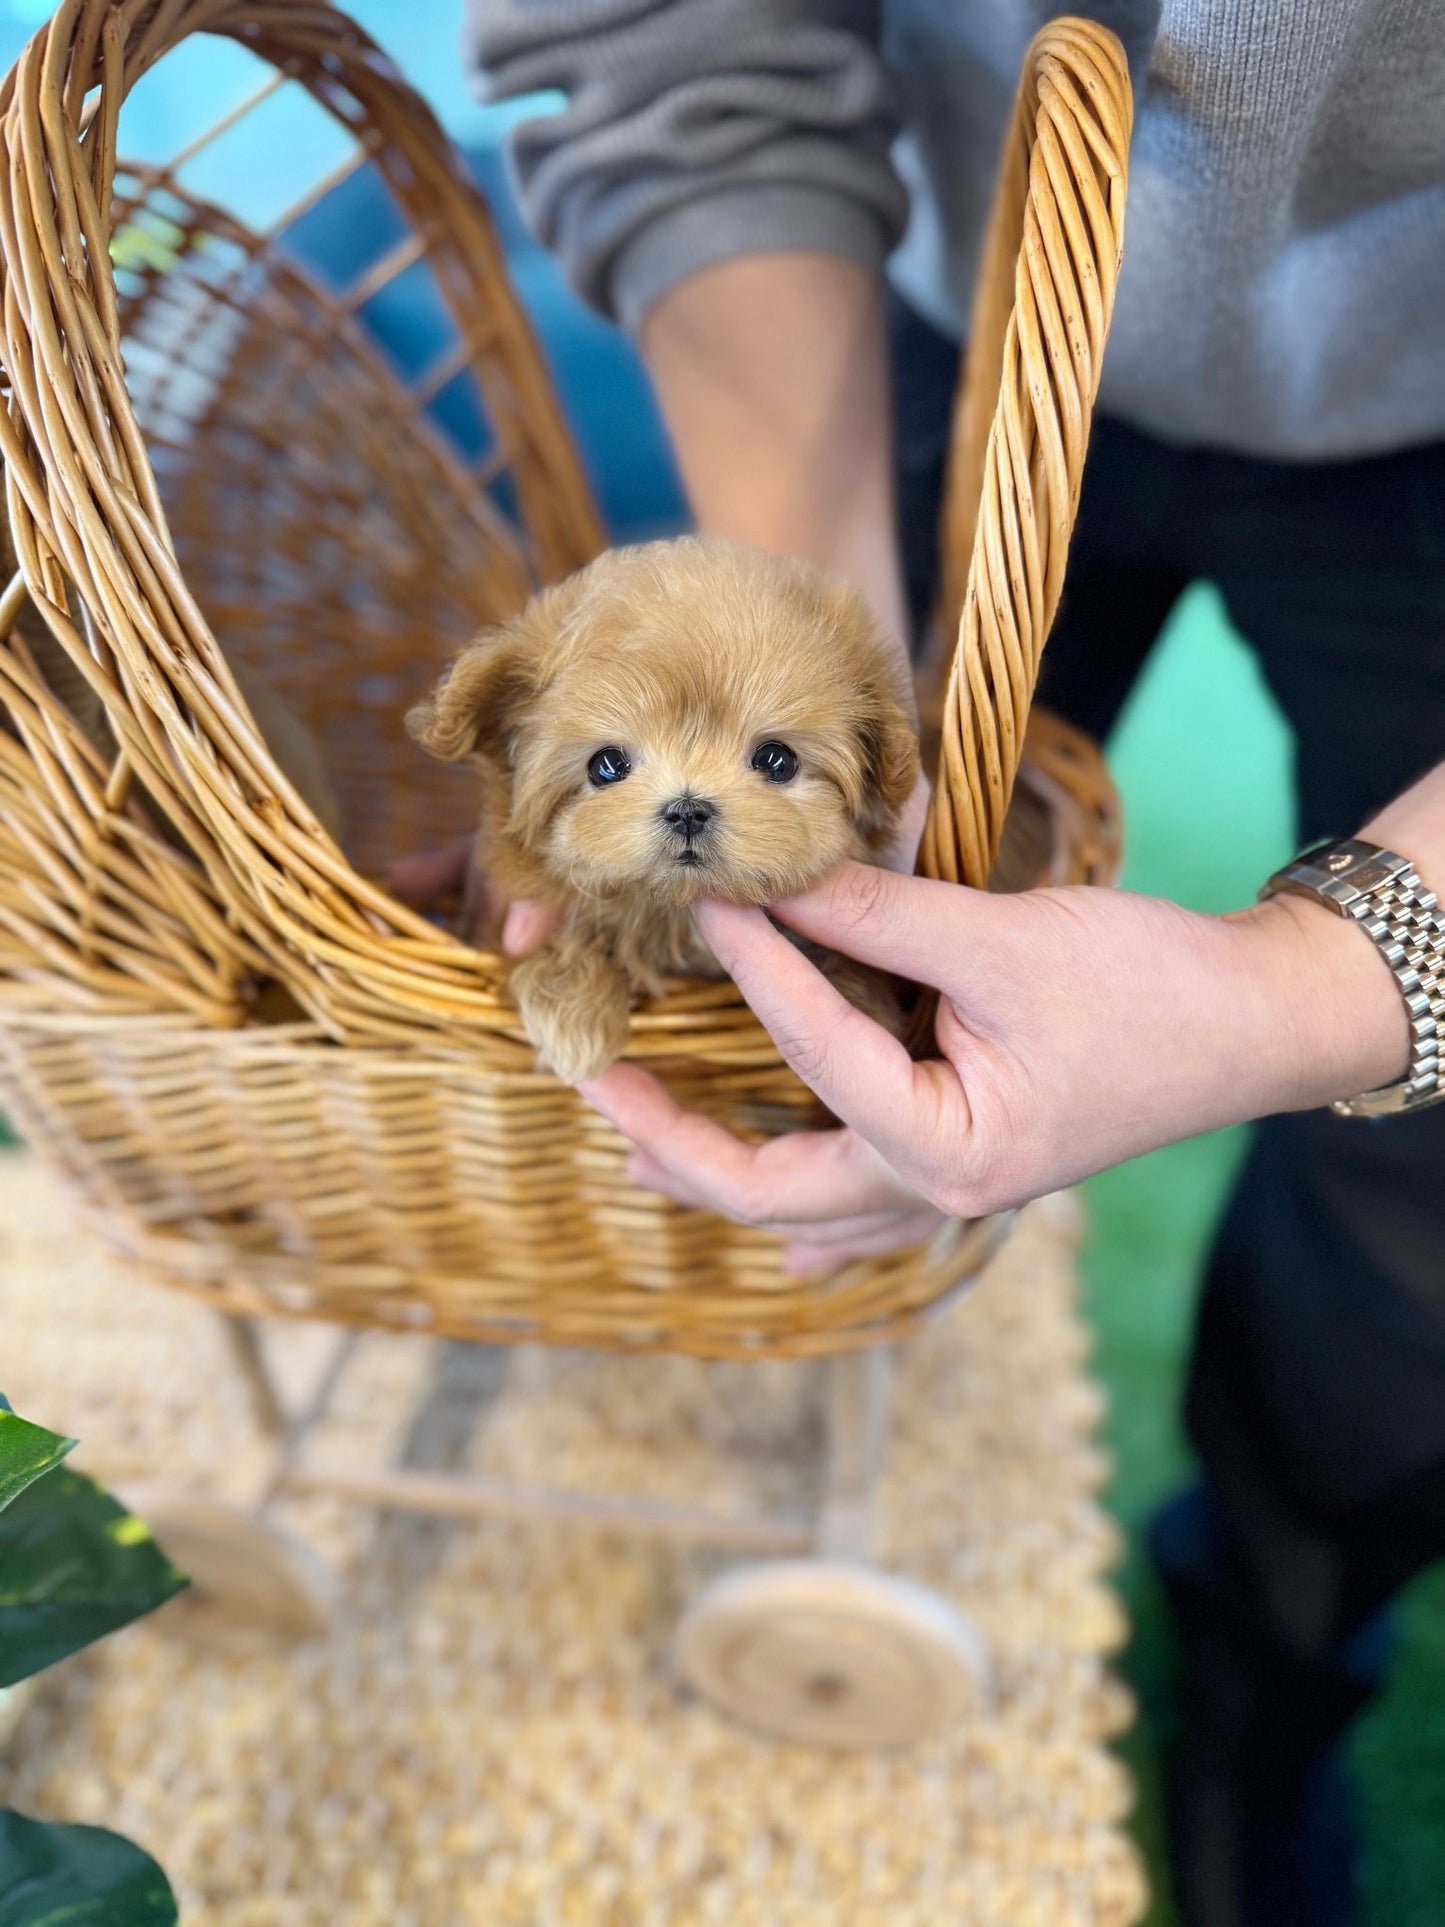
{"left": 0, "top": 0, "right": 687, "bottom": 543}
{"left": 282, "top": 146, "right": 687, "bottom": 541}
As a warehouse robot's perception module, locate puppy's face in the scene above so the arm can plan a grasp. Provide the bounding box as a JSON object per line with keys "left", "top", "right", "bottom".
{"left": 408, "top": 540, "right": 919, "bottom": 907}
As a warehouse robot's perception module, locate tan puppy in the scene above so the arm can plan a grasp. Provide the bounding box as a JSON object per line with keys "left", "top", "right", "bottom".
{"left": 408, "top": 537, "right": 920, "bottom": 1082}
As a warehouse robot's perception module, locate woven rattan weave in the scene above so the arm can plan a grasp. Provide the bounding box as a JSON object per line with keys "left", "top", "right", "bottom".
{"left": 0, "top": 4, "right": 1130, "bottom": 1356}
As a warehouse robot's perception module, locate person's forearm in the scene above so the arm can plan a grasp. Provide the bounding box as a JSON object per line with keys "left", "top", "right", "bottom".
{"left": 1238, "top": 758, "right": 1445, "bottom": 1111}
{"left": 1363, "top": 758, "right": 1445, "bottom": 887}
{"left": 640, "top": 253, "right": 909, "bottom": 660}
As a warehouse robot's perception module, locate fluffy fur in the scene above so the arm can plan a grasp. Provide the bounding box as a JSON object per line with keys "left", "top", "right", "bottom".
{"left": 407, "top": 538, "right": 920, "bottom": 1083}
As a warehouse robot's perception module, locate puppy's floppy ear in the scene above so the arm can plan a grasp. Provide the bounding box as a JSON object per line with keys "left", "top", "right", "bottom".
{"left": 406, "top": 622, "right": 539, "bottom": 767}
{"left": 407, "top": 570, "right": 590, "bottom": 767}
{"left": 855, "top": 687, "right": 923, "bottom": 848}
{"left": 807, "top": 573, "right": 922, "bottom": 847}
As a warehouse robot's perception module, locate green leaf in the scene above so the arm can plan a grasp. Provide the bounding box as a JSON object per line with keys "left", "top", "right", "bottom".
{"left": 0, "top": 1808, "right": 177, "bottom": 1925}
{"left": 0, "top": 1414, "right": 74, "bottom": 1518}
{"left": 0, "top": 1468, "right": 187, "bottom": 1689}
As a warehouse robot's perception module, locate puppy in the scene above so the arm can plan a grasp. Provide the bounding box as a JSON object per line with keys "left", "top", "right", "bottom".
{"left": 407, "top": 537, "right": 920, "bottom": 1083}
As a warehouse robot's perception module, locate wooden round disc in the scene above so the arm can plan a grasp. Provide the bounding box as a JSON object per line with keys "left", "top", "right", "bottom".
{"left": 675, "top": 1560, "right": 990, "bottom": 1750}
{"left": 0, "top": 1679, "right": 38, "bottom": 1751}
{"left": 117, "top": 1484, "right": 335, "bottom": 1655}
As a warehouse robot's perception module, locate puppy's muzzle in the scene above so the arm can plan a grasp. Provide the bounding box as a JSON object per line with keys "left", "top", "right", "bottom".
{"left": 661, "top": 794, "right": 714, "bottom": 864}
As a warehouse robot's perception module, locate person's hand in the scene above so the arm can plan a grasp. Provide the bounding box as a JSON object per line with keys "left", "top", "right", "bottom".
{"left": 578, "top": 860, "right": 1411, "bottom": 1270}
{"left": 388, "top": 835, "right": 475, "bottom": 917}
{"left": 387, "top": 836, "right": 560, "bottom": 952}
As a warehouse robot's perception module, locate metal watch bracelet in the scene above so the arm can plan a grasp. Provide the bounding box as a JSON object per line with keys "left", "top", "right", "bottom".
{"left": 1260, "top": 838, "right": 1445, "bottom": 1118}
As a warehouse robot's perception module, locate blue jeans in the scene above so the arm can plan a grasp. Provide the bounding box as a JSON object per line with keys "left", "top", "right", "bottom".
{"left": 891, "top": 296, "right": 1445, "bottom": 1925}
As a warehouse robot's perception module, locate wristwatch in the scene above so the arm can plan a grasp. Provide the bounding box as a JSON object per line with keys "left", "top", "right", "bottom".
{"left": 1261, "top": 837, "right": 1445, "bottom": 1117}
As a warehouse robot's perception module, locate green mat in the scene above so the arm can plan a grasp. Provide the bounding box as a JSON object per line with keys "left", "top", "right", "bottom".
{"left": 1087, "top": 583, "right": 1445, "bottom": 1926}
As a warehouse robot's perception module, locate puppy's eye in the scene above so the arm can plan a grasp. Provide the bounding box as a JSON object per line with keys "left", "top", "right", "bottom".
{"left": 750, "top": 740, "right": 799, "bottom": 784}
{"left": 587, "top": 745, "right": 632, "bottom": 787}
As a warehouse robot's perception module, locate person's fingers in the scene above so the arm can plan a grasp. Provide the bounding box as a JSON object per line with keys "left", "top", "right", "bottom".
{"left": 624, "top": 1148, "right": 714, "bottom": 1213}
{"left": 783, "top": 1205, "right": 946, "bottom": 1273}
{"left": 768, "top": 1207, "right": 933, "bottom": 1246}
{"left": 387, "top": 837, "right": 473, "bottom": 907}
{"left": 693, "top": 899, "right": 965, "bottom": 1164}
{"left": 502, "top": 900, "right": 566, "bottom": 955}
{"left": 582, "top": 1062, "right": 917, "bottom": 1223}
{"left": 386, "top": 839, "right": 565, "bottom": 955}
{"left": 762, "top": 860, "right": 986, "bottom": 986}
{"left": 626, "top": 1146, "right": 913, "bottom": 1241}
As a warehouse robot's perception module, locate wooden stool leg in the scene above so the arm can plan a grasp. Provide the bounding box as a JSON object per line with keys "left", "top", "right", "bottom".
{"left": 817, "top": 1347, "right": 893, "bottom": 1561}
{"left": 219, "top": 1313, "right": 287, "bottom": 1438}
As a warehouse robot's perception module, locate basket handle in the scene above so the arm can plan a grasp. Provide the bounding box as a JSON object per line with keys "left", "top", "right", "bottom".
{"left": 918, "top": 20, "right": 1132, "bottom": 889}
{"left": 0, "top": 0, "right": 607, "bottom": 1033}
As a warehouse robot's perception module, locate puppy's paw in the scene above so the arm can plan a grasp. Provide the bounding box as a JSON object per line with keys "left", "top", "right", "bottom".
{"left": 509, "top": 941, "right": 632, "bottom": 1084}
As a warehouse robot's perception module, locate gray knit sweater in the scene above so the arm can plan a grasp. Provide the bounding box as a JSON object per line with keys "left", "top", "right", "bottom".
{"left": 467, "top": 2, "right": 1445, "bottom": 461}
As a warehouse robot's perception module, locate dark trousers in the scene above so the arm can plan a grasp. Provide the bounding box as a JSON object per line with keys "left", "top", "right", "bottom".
{"left": 891, "top": 297, "right": 1445, "bottom": 1925}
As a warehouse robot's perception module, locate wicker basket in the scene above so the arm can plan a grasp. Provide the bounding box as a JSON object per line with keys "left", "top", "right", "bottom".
{"left": 0, "top": 3, "right": 1130, "bottom": 1358}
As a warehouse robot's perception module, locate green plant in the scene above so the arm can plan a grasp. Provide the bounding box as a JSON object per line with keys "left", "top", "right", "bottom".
{"left": 0, "top": 1394, "right": 186, "bottom": 1925}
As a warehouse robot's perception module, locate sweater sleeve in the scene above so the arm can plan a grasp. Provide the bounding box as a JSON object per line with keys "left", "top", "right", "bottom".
{"left": 465, "top": 1, "right": 909, "bottom": 334}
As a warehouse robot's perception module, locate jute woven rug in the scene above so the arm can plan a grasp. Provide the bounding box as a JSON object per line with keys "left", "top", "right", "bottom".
{"left": 0, "top": 1149, "right": 1145, "bottom": 1925}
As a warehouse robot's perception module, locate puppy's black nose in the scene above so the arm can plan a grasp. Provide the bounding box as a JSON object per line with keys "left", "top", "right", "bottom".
{"left": 661, "top": 795, "right": 714, "bottom": 838}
